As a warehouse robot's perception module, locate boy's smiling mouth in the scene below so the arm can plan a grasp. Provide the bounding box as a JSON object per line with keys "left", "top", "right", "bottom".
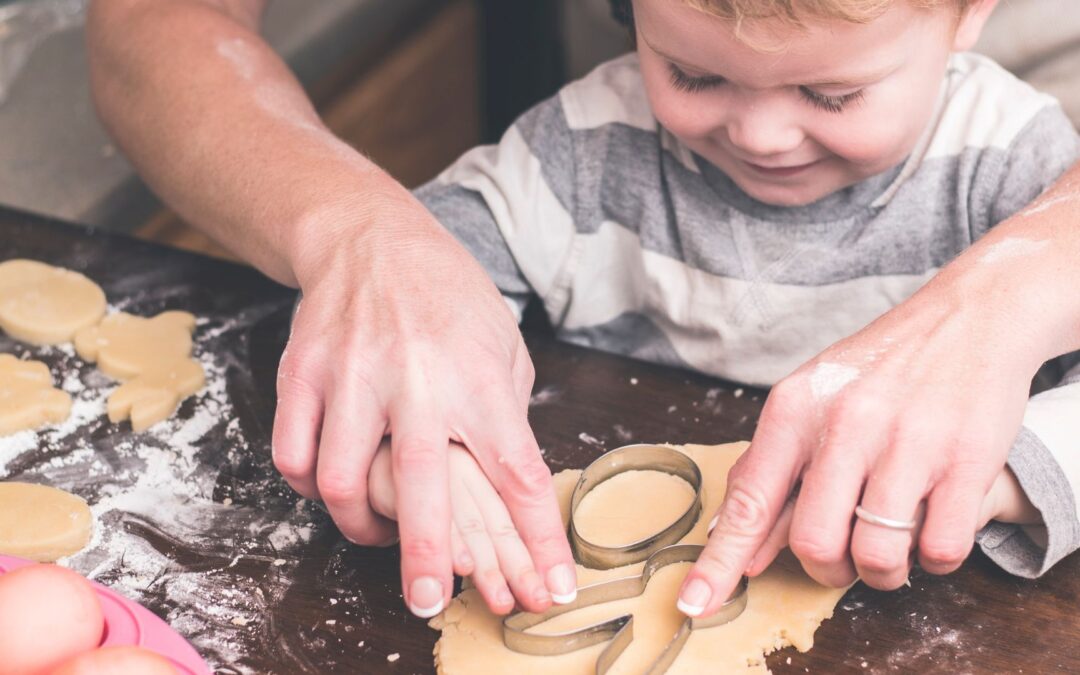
{"left": 744, "top": 159, "right": 823, "bottom": 177}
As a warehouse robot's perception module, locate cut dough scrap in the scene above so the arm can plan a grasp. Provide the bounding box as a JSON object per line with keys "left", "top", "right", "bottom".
{"left": 107, "top": 358, "right": 206, "bottom": 432}
{"left": 0, "top": 354, "right": 72, "bottom": 436}
{"left": 0, "top": 482, "right": 93, "bottom": 561}
{"left": 432, "top": 442, "right": 851, "bottom": 674}
{"left": 74, "top": 310, "right": 196, "bottom": 379}
{"left": 0, "top": 259, "right": 106, "bottom": 345}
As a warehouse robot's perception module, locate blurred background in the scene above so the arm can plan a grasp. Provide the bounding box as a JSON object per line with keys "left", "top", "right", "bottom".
{"left": 0, "top": 0, "right": 1077, "bottom": 259}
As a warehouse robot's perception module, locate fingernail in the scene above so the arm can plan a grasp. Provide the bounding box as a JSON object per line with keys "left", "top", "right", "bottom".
{"left": 547, "top": 564, "right": 578, "bottom": 604}
{"left": 408, "top": 577, "right": 445, "bottom": 619}
{"left": 677, "top": 578, "right": 712, "bottom": 617}
{"left": 706, "top": 515, "right": 719, "bottom": 536}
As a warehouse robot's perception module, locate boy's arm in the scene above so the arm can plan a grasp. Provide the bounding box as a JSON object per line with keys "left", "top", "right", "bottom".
{"left": 414, "top": 92, "right": 580, "bottom": 322}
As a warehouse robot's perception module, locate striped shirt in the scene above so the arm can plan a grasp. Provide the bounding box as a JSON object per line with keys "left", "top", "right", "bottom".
{"left": 415, "top": 52, "right": 1080, "bottom": 577}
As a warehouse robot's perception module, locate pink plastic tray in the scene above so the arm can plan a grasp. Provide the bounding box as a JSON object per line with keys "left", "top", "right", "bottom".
{"left": 0, "top": 555, "right": 211, "bottom": 675}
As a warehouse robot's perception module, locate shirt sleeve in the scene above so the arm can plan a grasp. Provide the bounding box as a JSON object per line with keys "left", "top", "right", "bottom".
{"left": 978, "top": 359, "right": 1080, "bottom": 577}
{"left": 412, "top": 92, "right": 581, "bottom": 323}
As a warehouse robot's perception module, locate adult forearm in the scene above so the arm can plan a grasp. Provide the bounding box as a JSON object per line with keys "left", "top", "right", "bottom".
{"left": 86, "top": 0, "right": 415, "bottom": 288}
{"left": 927, "top": 160, "right": 1080, "bottom": 371}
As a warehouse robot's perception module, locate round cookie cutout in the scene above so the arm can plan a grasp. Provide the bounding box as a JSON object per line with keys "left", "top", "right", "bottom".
{"left": 0, "top": 259, "right": 107, "bottom": 345}
{"left": 0, "top": 483, "right": 93, "bottom": 562}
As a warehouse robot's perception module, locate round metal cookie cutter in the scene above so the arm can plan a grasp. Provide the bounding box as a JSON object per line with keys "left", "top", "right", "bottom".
{"left": 569, "top": 443, "right": 705, "bottom": 569}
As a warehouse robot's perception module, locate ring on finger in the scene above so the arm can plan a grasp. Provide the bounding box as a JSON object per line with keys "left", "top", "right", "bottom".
{"left": 854, "top": 505, "right": 917, "bottom": 531}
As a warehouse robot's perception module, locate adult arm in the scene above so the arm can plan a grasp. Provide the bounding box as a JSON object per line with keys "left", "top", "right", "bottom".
{"left": 86, "top": 0, "right": 576, "bottom": 617}
{"left": 681, "top": 158, "right": 1080, "bottom": 617}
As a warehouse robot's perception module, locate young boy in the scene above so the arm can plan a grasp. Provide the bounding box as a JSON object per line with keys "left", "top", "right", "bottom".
{"left": 371, "top": 0, "right": 1080, "bottom": 616}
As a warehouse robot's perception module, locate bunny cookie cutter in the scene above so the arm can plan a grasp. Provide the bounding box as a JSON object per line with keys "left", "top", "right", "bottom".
{"left": 503, "top": 444, "right": 749, "bottom": 673}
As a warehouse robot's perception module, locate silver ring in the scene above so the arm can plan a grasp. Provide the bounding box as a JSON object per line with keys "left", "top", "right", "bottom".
{"left": 854, "top": 505, "right": 917, "bottom": 531}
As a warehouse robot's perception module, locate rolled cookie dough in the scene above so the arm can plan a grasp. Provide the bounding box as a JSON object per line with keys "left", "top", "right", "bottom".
{"left": 74, "top": 310, "right": 196, "bottom": 379}
{"left": 108, "top": 358, "right": 206, "bottom": 432}
{"left": 0, "top": 259, "right": 106, "bottom": 345}
{"left": 0, "top": 354, "right": 72, "bottom": 436}
{"left": 0, "top": 482, "right": 93, "bottom": 561}
{"left": 432, "top": 442, "right": 851, "bottom": 674}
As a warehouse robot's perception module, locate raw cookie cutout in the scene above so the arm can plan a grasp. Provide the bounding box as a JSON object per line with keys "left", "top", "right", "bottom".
{"left": 0, "top": 482, "right": 93, "bottom": 561}
{"left": 0, "top": 354, "right": 72, "bottom": 435}
{"left": 0, "top": 259, "right": 106, "bottom": 345}
{"left": 75, "top": 310, "right": 205, "bottom": 431}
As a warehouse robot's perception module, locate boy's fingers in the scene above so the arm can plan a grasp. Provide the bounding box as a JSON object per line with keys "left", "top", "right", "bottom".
{"left": 464, "top": 391, "right": 574, "bottom": 607}
{"left": 315, "top": 384, "right": 396, "bottom": 546}
{"left": 450, "top": 524, "right": 475, "bottom": 578}
{"left": 271, "top": 350, "right": 323, "bottom": 500}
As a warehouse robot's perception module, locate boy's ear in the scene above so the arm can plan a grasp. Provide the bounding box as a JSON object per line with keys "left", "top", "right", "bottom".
{"left": 952, "top": 0, "right": 1000, "bottom": 51}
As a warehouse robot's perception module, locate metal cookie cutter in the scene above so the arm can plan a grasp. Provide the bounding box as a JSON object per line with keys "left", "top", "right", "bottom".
{"left": 503, "top": 444, "right": 749, "bottom": 673}
{"left": 569, "top": 444, "right": 704, "bottom": 569}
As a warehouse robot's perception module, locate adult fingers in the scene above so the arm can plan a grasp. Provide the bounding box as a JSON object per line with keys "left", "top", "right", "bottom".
{"left": 391, "top": 400, "right": 453, "bottom": 620}
{"left": 462, "top": 392, "right": 574, "bottom": 608}
{"left": 679, "top": 390, "right": 805, "bottom": 617}
{"left": 457, "top": 448, "right": 550, "bottom": 614}
{"left": 788, "top": 428, "right": 868, "bottom": 587}
{"left": 850, "top": 450, "right": 928, "bottom": 590}
{"left": 450, "top": 524, "right": 475, "bottom": 578}
{"left": 918, "top": 468, "right": 988, "bottom": 575}
{"left": 272, "top": 346, "right": 324, "bottom": 499}
{"left": 745, "top": 494, "right": 796, "bottom": 577}
{"left": 316, "top": 382, "right": 397, "bottom": 546}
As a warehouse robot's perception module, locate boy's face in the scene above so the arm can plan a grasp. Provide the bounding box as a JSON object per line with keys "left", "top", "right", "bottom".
{"left": 633, "top": 0, "right": 994, "bottom": 207}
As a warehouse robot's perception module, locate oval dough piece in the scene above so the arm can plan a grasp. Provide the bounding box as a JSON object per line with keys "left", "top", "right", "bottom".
{"left": 107, "top": 358, "right": 206, "bottom": 432}
{"left": 0, "top": 354, "right": 72, "bottom": 436}
{"left": 0, "top": 259, "right": 106, "bottom": 345}
{"left": 573, "top": 469, "right": 696, "bottom": 549}
{"left": 74, "top": 310, "right": 196, "bottom": 379}
{"left": 0, "top": 482, "right": 93, "bottom": 562}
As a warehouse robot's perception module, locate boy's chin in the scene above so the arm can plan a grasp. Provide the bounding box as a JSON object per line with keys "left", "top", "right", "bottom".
{"left": 735, "top": 180, "right": 836, "bottom": 208}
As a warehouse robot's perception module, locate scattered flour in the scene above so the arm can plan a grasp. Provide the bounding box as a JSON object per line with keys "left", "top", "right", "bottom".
{"left": 809, "top": 362, "right": 860, "bottom": 400}
{"left": 978, "top": 237, "right": 1050, "bottom": 265}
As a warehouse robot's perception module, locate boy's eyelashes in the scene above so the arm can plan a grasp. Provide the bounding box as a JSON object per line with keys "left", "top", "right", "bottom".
{"left": 665, "top": 62, "right": 865, "bottom": 114}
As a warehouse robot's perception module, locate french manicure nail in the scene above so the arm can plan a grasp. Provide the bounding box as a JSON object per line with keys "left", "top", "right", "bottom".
{"left": 408, "top": 576, "right": 445, "bottom": 619}
{"left": 547, "top": 564, "right": 578, "bottom": 604}
{"left": 706, "top": 515, "right": 719, "bottom": 536}
{"left": 677, "top": 578, "right": 712, "bottom": 617}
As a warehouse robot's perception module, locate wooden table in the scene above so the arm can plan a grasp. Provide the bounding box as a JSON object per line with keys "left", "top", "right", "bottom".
{"left": 2, "top": 207, "right": 1078, "bottom": 674}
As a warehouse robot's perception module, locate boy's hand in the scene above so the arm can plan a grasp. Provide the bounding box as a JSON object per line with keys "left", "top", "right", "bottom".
{"left": 271, "top": 202, "right": 576, "bottom": 619}
{"left": 679, "top": 254, "right": 1052, "bottom": 618}
{"left": 369, "top": 440, "right": 565, "bottom": 615}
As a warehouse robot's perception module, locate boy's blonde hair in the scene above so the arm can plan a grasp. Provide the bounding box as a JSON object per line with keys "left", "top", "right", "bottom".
{"left": 684, "top": 0, "right": 974, "bottom": 25}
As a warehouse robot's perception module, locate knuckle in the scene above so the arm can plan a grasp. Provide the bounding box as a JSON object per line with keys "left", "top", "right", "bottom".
{"left": 718, "top": 486, "right": 771, "bottom": 534}
{"left": 478, "top": 568, "right": 504, "bottom": 589}
{"left": 501, "top": 452, "right": 552, "bottom": 499}
{"left": 694, "top": 544, "right": 743, "bottom": 579}
{"left": 317, "top": 471, "right": 364, "bottom": 506}
{"left": 789, "top": 531, "right": 846, "bottom": 567}
{"left": 399, "top": 535, "right": 444, "bottom": 561}
{"left": 392, "top": 440, "right": 445, "bottom": 475}
{"left": 920, "top": 538, "right": 972, "bottom": 569}
{"left": 852, "top": 544, "right": 904, "bottom": 576}
{"left": 272, "top": 450, "right": 311, "bottom": 482}
{"left": 762, "top": 378, "right": 802, "bottom": 418}
{"left": 490, "top": 522, "right": 522, "bottom": 543}
{"left": 457, "top": 518, "right": 486, "bottom": 537}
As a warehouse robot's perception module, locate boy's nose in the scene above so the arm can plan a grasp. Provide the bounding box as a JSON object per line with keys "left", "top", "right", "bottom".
{"left": 723, "top": 106, "right": 805, "bottom": 159}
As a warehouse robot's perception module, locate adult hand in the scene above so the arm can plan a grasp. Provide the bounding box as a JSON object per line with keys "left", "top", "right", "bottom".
{"left": 271, "top": 190, "right": 576, "bottom": 618}
{"left": 677, "top": 255, "right": 1049, "bottom": 618}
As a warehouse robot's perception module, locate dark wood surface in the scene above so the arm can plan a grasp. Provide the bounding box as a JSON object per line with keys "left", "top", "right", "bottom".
{"left": 2, "top": 206, "right": 1078, "bottom": 674}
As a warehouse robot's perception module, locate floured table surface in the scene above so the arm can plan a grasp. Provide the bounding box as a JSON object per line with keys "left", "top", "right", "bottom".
{"left": 1, "top": 208, "right": 1079, "bottom": 673}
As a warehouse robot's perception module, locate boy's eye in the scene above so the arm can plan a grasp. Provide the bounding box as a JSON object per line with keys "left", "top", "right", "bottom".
{"left": 667, "top": 63, "right": 724, "bottom": 94}
{"left": 799, "top": 87, "right": 865, "bottom": 114}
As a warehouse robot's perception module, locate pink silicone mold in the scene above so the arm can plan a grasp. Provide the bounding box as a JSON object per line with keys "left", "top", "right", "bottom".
{"left": 0, "top": 555, "right": 211, "bottom": 675}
